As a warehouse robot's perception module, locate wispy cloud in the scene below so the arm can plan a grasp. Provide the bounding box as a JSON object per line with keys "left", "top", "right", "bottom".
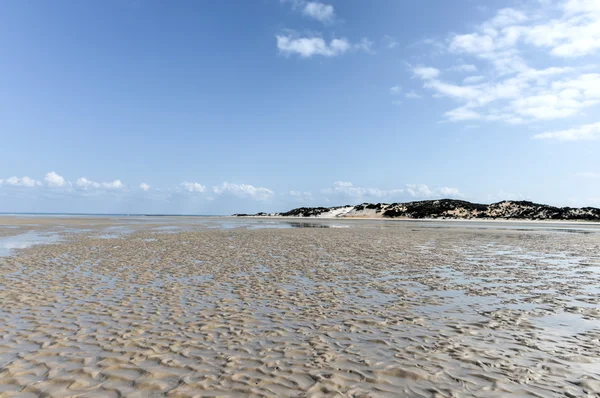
{"left": 405, "top": 90, "right": 423, "bottom": 99}
{"left": 533, "top": 122, "right": 600, "bottom": 141}
{"left": 140, "top": 183, "right": 151, "bottom": 191}
{"left": 411, "top": 1, "right": 600, "bottom": 126}
{"left": 390, "top": 85, "right": 402, "bottom": 94}
{"left": 354, "top": 38, "right": 374, "bottom": 53}
{"left": 412, "top": 66, "right": 441, "bottom": 80}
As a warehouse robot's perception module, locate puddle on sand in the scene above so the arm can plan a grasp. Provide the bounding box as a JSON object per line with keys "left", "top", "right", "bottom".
{"left": 0, "top": 231, "right": 61, "bottom": 257}
{"left": 532, "top": 312, "right": 600, "bottom": 335}
{"left": 151, "top": 225, "right": 185, "bottom": 232}
{"left": 96, "top": 226, "right": 136, "bottom": 239}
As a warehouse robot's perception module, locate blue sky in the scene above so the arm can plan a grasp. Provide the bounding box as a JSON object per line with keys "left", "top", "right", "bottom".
{"left": 1, "top": 0, "right": 599, "bottom": 214}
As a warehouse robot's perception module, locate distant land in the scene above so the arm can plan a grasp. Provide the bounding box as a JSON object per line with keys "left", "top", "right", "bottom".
{"left": 234, "top": 200, "right": 600, "bottom": 221}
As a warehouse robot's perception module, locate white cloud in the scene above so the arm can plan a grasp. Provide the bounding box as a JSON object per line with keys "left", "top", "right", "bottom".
{"left": 140, "top": 183, "right": 151, "bottom": 191}
{"left": 390, "top": 85, "right": 402, "bottom": 94}
{"left": 302, "top": 2, "right": 335, "bottom": 22}
{"left": 415, "top": 1, "right": 600, "bottom": 127}
{"left": 102, "top": 180, "right": 124, "bottom": 189}
{"left": 0, "top": 176, "right": 40, "bottom": 188}
{"left": 276, "top": 34, "right": 373, "bottom": 58}
{"left": 445, "top": 106, "right": 482, "bottom": 121}
{"left": 405, "top": 90, "right": 423, "bottom": 99}
{"left": 413, "top": 66, "right": 441, "bottom": 80}
{"left": 76, "top": 177, "right": 100, "bottom": 189}
{"left": 533, "top": 121, "right": 600, "bottom": 141}
{"left": 486, "top": 8, "right": 528, "bottom": 28}
{"left": 425, "top": 79, "right": 481, "bottom": 101}
{"left": 450, "top": 33, "right": 497, "bottom": 54}
{"left": 276, "top": 35, "right": 351, "bottom": 57}
{"left": 76, "top": 177, "right": 125, "bottom": 190}
{"left": 181, "top": 182, "right": 206, "bottom": 193}
{"left": 0, "top": 173, "right": 128, "bottom": 192}
{"left": 522, "top": 1, "right": 600, "bottom": 57}
{"left": 575, "top": 171, "right": 600, "bottom": 178}
{"left": 44, "top": 171, "right": 67, "bottom": 187}
{"left": 213, "top": 182, "right": 274, "bottom": 201}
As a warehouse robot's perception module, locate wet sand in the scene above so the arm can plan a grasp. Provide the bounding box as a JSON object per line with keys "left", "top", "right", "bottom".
{"left": 0, "top": 217, "right": 599, "bottom": 397}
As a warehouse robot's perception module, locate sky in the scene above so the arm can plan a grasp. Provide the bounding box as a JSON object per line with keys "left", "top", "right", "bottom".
{"left": 1, "top": 0, "right": 599, "bottom": 214}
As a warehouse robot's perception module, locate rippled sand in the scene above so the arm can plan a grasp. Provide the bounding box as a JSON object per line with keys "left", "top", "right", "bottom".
{"left": 1, "top": 217, "right": 599, "bottom": 397}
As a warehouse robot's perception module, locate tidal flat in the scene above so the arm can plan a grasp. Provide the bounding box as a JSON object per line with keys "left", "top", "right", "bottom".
{"left": 0, "top": 216, "right": 599, "bottom": 397}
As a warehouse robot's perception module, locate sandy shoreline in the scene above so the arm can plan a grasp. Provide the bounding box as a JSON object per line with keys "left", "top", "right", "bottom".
{"left": 1, "top": 217, "right": 599, "bottom": 396}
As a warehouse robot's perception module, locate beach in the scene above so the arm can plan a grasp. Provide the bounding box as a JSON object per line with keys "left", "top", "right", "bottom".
{"left": 0, "top": 216, "right": 599, "bottom": 397}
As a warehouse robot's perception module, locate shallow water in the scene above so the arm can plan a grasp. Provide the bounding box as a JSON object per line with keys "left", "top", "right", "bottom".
{"left": 0, "top": 231, "right": 61, "bottom": 257}
{"left": 0, "top": 217, "right": 599, "bottom": 397}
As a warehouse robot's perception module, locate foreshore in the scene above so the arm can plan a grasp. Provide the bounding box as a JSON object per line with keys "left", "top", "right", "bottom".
{"left": 1, "top": 216, "right": 599, "bottom": 396}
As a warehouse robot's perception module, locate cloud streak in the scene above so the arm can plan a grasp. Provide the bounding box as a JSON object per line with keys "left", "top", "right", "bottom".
{"left": 533, "top": 121, "right": 600, "bottom": 141}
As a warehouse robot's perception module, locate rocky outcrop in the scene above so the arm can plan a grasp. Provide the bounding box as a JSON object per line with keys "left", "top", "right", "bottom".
{"left": 234, "top": 199, "right": 600, "bottom": 221}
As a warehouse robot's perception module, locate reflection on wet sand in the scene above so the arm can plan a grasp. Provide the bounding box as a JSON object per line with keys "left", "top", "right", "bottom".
{"left": 0, "top": 217, "right": 599, "bottom": 397}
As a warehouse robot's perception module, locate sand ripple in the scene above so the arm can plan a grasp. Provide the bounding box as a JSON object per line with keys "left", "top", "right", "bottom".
{"left": 0, "top": 220, "right": 599, "bottom": 397}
